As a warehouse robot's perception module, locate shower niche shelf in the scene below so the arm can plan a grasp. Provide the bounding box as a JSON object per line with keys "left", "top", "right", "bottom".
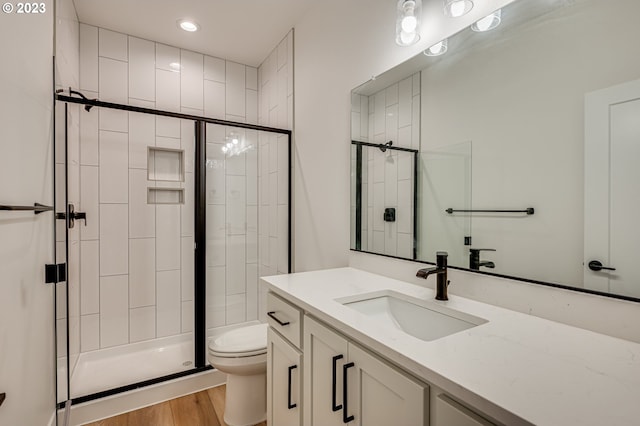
{"left": 147, "top": 187, "right": 184, "bottom": 205}
{"left": 148, "top": 147, "right": 185, "bottom": 182}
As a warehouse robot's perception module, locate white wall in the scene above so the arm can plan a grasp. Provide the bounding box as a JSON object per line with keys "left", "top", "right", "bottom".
{"left": 293, "top": 0, "right": 516, "bottom": 272}
{"left": 257, "top": 31, "right": 294, "bottom": 320}
{"left": 0, "top": 1, "right": 56, "bottom": 424}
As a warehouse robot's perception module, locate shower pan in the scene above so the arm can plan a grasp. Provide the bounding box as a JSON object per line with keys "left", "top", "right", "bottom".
{"left": 53, "top": 90, "right": 291, "bottom": 409}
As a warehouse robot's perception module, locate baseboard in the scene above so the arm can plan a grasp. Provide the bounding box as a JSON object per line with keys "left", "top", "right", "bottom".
{"left": 59, "top": 369, "right": 225, "bottom": 425}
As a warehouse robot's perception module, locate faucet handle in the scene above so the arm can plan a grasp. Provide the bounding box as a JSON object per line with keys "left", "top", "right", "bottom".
{"left": 469, "top": 248, "right": 496, "bottom": 253}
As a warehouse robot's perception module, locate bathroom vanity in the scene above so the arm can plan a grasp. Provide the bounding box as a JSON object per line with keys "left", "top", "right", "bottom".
{"left": 263, "top": 268, "right": 640, "bottom": 426}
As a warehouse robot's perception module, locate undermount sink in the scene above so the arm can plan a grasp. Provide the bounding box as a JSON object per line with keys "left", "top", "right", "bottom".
{"left": 337, "top": 291, "right": 487, "bottom": 342}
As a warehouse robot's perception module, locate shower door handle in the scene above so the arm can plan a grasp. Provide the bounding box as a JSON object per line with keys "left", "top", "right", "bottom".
{"left": 56, "top": 204, "right": 87, "bottom": 229}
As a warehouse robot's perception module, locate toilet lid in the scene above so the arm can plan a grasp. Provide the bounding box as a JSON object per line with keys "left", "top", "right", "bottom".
{"left": 209, "top": 323, "right": 268, "bottom": 356}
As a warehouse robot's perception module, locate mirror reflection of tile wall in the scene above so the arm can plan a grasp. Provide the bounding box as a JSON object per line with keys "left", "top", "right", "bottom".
{"left": 351, "top": 73, "right": 420, "bottom": 257}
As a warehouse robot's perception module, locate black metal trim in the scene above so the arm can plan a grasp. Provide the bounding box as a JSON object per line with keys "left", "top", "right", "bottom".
{"left": 267, "top": 311, "right": 290, "bottom": 326}
{"left": 0, "top": 203, "right": 53, "bottom": 214}
{"left": 63, "top": 102, "right": 72, "bottom": 408}
{"left": 351, "top": 139, "right": 419, "bottom": 153}
{"left": 55, "top": 366, "right": 214, "bottom": 409}
{"left": 355, "top": 144, "right": 362, "bottom": 251}
{"left": 194, "top": 121, "right": 207, "bottom": 368}
{"left": 342, "top": 362, "right": 355, "bottom": 423}
{"left": 332, "top": 354, "right": 344, "bottom": 412}
{"left": 446, "top": 208, "right": 535, "bottom": 215}
{"left": 412, "top": 150, "right": 418, "bottom": 260}
{"left": 287, "top": 365, "right": 298, "bottom": 409}
{"left": 56, "top": 94, "right": 291, "bottom": 136}
{"left": 288, "top": 133, "right": 293, "bottom": 273}
{"left": 350, "top": 249, "right": 640, "bottom": 303}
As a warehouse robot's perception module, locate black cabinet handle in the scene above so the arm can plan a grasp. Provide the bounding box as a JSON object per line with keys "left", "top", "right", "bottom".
{"left": 342, "top": 362, "right": 355, "bottom": 423}
{"left": 287, "top": 365, "right": 297, "bottom": 409}
{"left": 267, "top": 311, "right": 290, "bottom": 326}
{"left": 332, "top": 354, "right": 344, "bottom": 412}
{"left": 588, "top": 260, "right": 616, "bottom": 272}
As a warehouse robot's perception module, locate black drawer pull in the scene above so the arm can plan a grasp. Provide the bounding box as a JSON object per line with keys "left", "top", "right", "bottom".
{"left": 268, "top": 311, "right": 290, "bottom": 326}
{"left": 332, "top": 354, "right": 344, "bottom": 411}
{"left": 343, "top": 362, "right": 355, "bottom": 423}
{"left": 287, "top": 365, "right": 297, "bottom": 409}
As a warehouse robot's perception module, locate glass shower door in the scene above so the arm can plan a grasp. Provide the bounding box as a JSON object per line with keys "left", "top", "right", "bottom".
{"left": 56, "top": 102, "right": 197, "bottom": 401}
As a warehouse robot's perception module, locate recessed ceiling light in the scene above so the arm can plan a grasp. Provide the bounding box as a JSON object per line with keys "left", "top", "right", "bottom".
{"left": 178, "top": 19, "right": 199, "bottom": 32}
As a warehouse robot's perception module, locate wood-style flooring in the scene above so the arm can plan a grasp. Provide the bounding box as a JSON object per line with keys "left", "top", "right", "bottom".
{"left": 85, "top": 385, "right": 267, "bottom": 426}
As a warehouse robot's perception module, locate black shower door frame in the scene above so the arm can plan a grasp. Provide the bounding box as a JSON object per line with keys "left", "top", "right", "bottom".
{"left": 55, "top": 91, "right": 293, "bottom": 407}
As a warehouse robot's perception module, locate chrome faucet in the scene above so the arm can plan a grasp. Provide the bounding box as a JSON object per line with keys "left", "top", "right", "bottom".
{"left": 416, "top": 251, "right": 449, "bottom": 301}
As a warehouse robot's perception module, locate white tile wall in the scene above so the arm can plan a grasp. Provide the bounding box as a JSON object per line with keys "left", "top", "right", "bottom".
{"left": 128, "top": 37, "right": 155, "bottom": 102}
{"left": 157, "top": 270, "right": 181, "bottom": 337}
{"left": 129, "top": 238, "right": 155, "bottom": 307}
{"left": 80, "top": 240, "right": 99, "bottom": 315}
{"left": 98, "top": 28, "right": 127, "bottom": 62}
{"left": 181, "top": 50, "right": 204, "bottom": 110}
{"left": 80, "top": 314, "right": 100, "bottom": 352}
{"left": 130, "top": 306, "right": 156, "bottom": 343}
{"left": 99, "top": 130, "right": 128, "bottom": 203}
{"left": 100, "top": 275, "right": 129, "bottom": 348}
{"left": 156, "top": 205, "right": 181, "bottom": 271}
{"left": 99, "top": 204, "right": 128, "bottom": 276}
{"left": 78, "top": 23, "right": 287, "bottom": 352}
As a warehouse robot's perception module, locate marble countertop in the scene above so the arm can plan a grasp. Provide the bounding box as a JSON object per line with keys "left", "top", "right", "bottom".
{"left": 261, "top": 267, "right": 640, "bottom": 426}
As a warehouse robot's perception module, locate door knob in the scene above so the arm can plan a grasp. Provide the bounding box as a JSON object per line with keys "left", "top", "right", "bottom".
{"left": 588, "top": 260, "right": 616, "bottom": 272}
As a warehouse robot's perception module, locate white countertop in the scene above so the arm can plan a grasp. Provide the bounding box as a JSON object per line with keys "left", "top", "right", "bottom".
{"left": 261, "top": 267, "right": 640, "bottom": 426}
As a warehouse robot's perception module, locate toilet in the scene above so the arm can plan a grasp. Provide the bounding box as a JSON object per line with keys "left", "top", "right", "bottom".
{"left": 208, "top": 323, "right": 269, "bottom": 426}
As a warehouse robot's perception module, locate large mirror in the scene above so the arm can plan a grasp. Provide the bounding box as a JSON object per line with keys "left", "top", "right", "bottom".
{"left": 350, "top": 0, "right": 640, "bottom": 300}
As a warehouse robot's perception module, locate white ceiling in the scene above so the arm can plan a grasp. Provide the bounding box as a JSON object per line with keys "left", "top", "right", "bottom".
{"left": 72, "top": 0, "right": 315, "bottom": 67}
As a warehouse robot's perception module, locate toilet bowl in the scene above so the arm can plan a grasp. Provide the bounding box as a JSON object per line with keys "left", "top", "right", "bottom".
{"left": 208, "top": 323, "right": 268, "bottom": 426}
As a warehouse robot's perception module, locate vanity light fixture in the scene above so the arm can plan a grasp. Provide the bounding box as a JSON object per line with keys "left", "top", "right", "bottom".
{"left": 471, "top": 9, "right": 502, "bottom": 32}
{"left": 396, "top": 0, "right": 422, "bottom": 46}
{"left": 424, "top": 39, "right": 448, "bottom": 56}
{"left": 443, "top": 0, "right": 473, "bottom": 18}
{"left": 177, "top": 19, "right": 200, "bottom": 32}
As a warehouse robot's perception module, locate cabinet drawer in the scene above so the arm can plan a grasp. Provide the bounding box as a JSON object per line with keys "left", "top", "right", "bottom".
{"left": 267, "top": 292, "right": 302, "bottom": 348}
{"left": 434, "top": 394, "right": 496, "bottom": 426}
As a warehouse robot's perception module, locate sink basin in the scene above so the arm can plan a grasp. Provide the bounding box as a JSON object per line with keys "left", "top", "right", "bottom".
{"left": 338, "top": 291, "right": 487, "bottom": 341}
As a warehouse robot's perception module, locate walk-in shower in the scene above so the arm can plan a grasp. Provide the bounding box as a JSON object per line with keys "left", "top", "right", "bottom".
{"left": 53, "top": 90, "right": 291, "bottom": 407}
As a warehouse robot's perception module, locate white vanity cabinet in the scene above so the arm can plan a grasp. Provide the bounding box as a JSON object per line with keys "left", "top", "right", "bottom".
{"left": 303, "top": 315, "right": 428, "bottom": 426}
{"left": 266, "top": 293, "right": 303, "bottom": 426}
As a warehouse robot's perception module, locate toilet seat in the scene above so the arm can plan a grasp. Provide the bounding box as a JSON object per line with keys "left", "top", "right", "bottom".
{"left": 209, "top": 323, "right": 268, "bottom": 358}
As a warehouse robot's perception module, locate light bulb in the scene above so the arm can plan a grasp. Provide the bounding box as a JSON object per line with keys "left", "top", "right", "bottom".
{"left": 471, "top": 9, "right": 502, "bottom": 32}
{"left": 232, "top": 138, "right": 239, "bottom": 145}
{"left": 178, "top": 19, "right": 199, "bottom": 32}
{"left": 396, "top": 0, "right": 422, "bottom": 46}
{"left": 424, "top": 39, "right": 448, "bottom": 56}
{"left": 221, "top": 146, "right": 228, "bottom": 153}
{"left": 401, "top": 15, "right": 417, "bottom": 33}
{"left": 443, "top": 0, "right": 473, "bottom": 18}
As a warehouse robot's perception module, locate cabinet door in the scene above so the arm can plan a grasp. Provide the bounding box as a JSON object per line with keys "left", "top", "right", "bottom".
{"left": 268, "top": 328, "right": 302, "bottom": 426}
{"left": 303, "top": 316, "right": 349, "bottom": 426}
{"left": 346, "top": 343, "right": 429, "bottom": 426}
